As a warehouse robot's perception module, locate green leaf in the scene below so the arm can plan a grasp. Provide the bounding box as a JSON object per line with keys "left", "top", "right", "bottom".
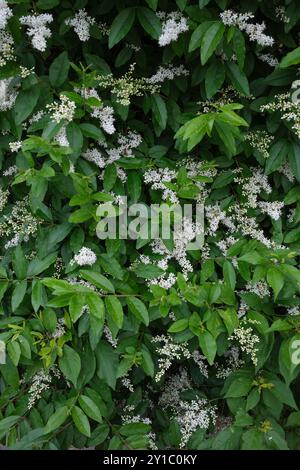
{"left": 109, "top": 8, "right": 136, "bottom": 48}
{"left": 11, "top": 280, "right": 27, "bottom": 312}
{"left": 27, "top": 253, "right": 57, "bottom": 277}
{"left": 98, "top": 254, "right": 125, "bottom": 280}
{"left": 13, "top": 86, "right": 40, "bottom": 125}
{"left": 201, "top": 22, "right": 225, "bottom": 65}
{"left": 267, "top": 267, "right": 284, "bottom": 300}
{"left": 189, "top": 22, "right": 211, "bottom": 52}
{"left": 95, "top": 341, "right": 119, "bottom": 389}
{"left": 59, "top": 345, "right": 81, "bottom": 387}
{"left": 44, "top": 406, "right": 69, "bottom": 434}
{"left": 133, "top": 263, "right": 164, "bottom": 279}
{"left": 151, "top": 94, "right": 167, "bottom": 133}
{"left": 127, "top": 297, "right": 149, "bottom": 326}
{"left": 205, "top": 61, "right": 225, "bottom": 99}
{"left": 232, "top": 28, "right": 246, "bottom": 69}
{"left": 80, "top": 123, "right": 105, "bottom": 141}
{"left": 137, "top": 7, "right": 161, "bottom": 39}
{"left": 12, "top": 245, "right": 28, "bottom": 280}
{"left": 225, "top": 376, "right": 253, "bottom": 398}
{"left": 198, "top": 330, "right": 217, "bottom": 365}
{"left": 0, "top": 415, "right": 19, "bottom": 434}
{"left": 7, "top": 341, "right": 21, "bottom": 367}
{"left": 86, "top": 292, "right": 105, "bottom": 323}
{"left": 226, "top": 62, "right": 250, "bottom": 96}
{"left": 218, "top": 308, "right": 239, "bottom": 336}
{"left": 69, "top": 294, "right": 85, "bottom": 322}
{"left": 223, "top": 261, "right": 236, "bottom": 290}
{"left": 105, "top": 296, "right": 124, "bottom": 329}
{"left": 279, "top": 47, "right": 300, "bottom": 68}
{"left": 141, "top": 344, "right": 154, "bottom": 377}
{"left": 49, "top": 51, "right": 70, "bottom": 87}
{"left": 80, "top": 270, "right": 115, "bottom": 293}
{"left": 168, "top": 318, "right": 189, "bottom": 333}
{"left": 31, "top": 280, "right": 45, "bottom": 313}
{"left": 71, "top": 406, "right": 91, "bottom": 437}
{"left": 78, "top": 395, "right": 102, "bottom": 423}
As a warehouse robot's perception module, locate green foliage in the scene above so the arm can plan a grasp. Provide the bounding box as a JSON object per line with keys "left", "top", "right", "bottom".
{"left": 0, "top": 0, "right": 300, "bottom": 452}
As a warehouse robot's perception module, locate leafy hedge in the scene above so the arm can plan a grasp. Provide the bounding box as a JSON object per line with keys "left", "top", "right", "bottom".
{"left": 0, "top": 0, "right": 300, "bottom": 451}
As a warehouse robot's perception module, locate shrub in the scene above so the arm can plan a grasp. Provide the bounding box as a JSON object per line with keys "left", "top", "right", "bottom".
{"left": 0, "top": 0, "right": 300, "bottom": 451}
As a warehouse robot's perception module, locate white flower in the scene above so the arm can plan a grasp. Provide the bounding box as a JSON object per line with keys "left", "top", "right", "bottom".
{"left": 148, "top": 64, "right": 189, "bottom": 84}
{"left": 47, "top": 95, "right": 76, "bottom": 123}
{"left": 9, "top": 141, "right": 22, "bottom": 152}
{"left": 72, "top": 247, "right": 97, "bottom": 266}
{"left": 258, "top": 54, "right": 279, "bottom": 67}
{"left": 258, "top": 201, "right": 284, "bottom": 220}
{"left": 65, "top": 9, "right": 95, "bottom": 42}
{"left": 0, "top": 1, "right": 12, "bottom": 30}
{"left": 220, "top": 10, "right": 274, "bottom": 47}
{"left": 0, "top": 78, "right": 17, "bottom": 111}
{"left": 157, "top": 11, "right": 189, "bottom": 46}
{"left": 54, "top": 126, "right": 69, "bottom": 147}
{"left": 95, "top": 106, "right": 116, "bottom": 134}
{"left": 20, "top": 14, "right": 53, "bottom": 52}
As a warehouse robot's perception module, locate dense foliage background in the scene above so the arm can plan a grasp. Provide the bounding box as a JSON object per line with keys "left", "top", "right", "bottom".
{"left": 0, "top": 0, "right": 300, "bottom": 450}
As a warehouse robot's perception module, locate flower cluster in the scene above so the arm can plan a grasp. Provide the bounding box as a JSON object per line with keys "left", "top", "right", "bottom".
{"left": 152, "top": 335, "right": 191, "bottom": 382}
{"left": 244, "top": 130, "right": 274, "bottom": 158}
{"left": 157, "top": 11, "right": 189, "bottom": 46}
{"left": 20, "top": 14, "right": 53, "bottom": 52}
{"left": 97, "top": 64, "right": 159, "bottom": 106}
{"left": 71, "top": 247, "right": 97, "bottom": 266}
{"left": 229, "top": 321, "right": 260, "bottom": 366}
{"left": 27, "top": 366, "right": 60, "bottom": 410}
{"left": 65, "top": 9, "right": 95, "bottom": 42}
{"left": 220, "top": 10, "right": 274, "bottom": 47}
{"left": 0, "top": 1, "right": 12, "bottom": 30}
{"left": 260, "top": 93, "right": 300, "bottom": 139}
{"left": 46, "top": 95, "right": 76, "bottom": 123}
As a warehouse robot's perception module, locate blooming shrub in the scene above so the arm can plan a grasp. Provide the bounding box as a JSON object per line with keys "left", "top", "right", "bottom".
{"left": 0, "top": 0, "right": 300, "bottom": 451}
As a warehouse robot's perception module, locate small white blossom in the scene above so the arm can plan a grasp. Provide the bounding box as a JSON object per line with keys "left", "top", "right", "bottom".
{"left": 157, "top": 11, "right": 189, "bottom": 46}
{"left": 20, "top": 14, "right": 53, "bottom": 52}
{"left": 9, "top": 141, "right": 22, "bottom": 152}
{"left": 72, "top": 247, "right": 97, "bottom": 266}
{"left": 65, "top": 9, "right": 95, "bottom": 42}
{"left": 0, "top": 1, "right": 12, "bottom": 30}
{"left": 47, "top": 95, "right": 76, "bottom": 123}
{"left": 220, "top": 10, "right": 274, "bottom": 47}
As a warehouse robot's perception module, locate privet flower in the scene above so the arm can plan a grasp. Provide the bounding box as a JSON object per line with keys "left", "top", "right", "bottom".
{"left": 0, "top": 30, "right": 14, "bottom": 66}
{"left": 152, "top": 334, "right": 191, "bottom": 381}
{"left": 65, "top": 9, "right": 95, "bottom": 42}
{"left": 220, "top": 10, "right": 274, "bottom": 47}
{"left": 261, "top": 93, "right": 300, "bottom": 139}
{"left": 0, "top": 1, "right": 12, "bottom": 30}
{"left": 157, "top": 11, "right": 189, "bottom": 46}
{"left": 0, "top": 188, "right": 9, "bottom": 212}
{"left": 96, "top": 106, "right": 116, "bottom": 135}
{"left": 147, "top": 64, "right": 189, "bottom": 84}
{"left": 20, "top": 14, "right": 53, "bottom": 52}
{"left": 9, "top": 141, "right": 22, "bottom": 152}
{"left": 72, "top": 247, "right": 97, "bottom": 266}
{"left": 97, "top": 64, "right": 159, "bottom": 106}
{"left": 229, "top": 321, "right": 260, "bottom": 366}
{"left": 244, "top": 130, "right": 274, "bottom": 158}
{"left": 47, "top": 95, "right": 76, "bottom": 123}
{"left": 176, "top": 398, "right": 217, "bottom": 448}
{"left": 0, "top": 78, "right": 18, "bottom": 111}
